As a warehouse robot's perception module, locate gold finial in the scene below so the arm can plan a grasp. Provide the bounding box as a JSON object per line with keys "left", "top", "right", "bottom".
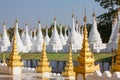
{"left": 3, "top": 21, "right": 6, "bottom": 25}
{"left": 54, "top": 16, "right": 56, "bottom": 21}
{"left": 38, "top": 20, "right": 40, "bottom": 23}
{"left": 62, "top": 45, "right": 75, "bottom": 78}
{"left": 83, "top": 8, "right": 87, "bottom": 22}
{"left": 72, "top": 9, "right": 74, "bottom": 18}
{"left": 92, "top": 9, "right": 96, "bottom": 17}
{"left": 25, "top": 22, "right": 28, "bottom": 26}
{"left": 15, "top": 19, "right": 18, "bottom": 23}
{"left": 36, "top": 41, "right": 51, "bottom": 73}
{"left": 2, "top": 53, "right": 5, "bottom": 63}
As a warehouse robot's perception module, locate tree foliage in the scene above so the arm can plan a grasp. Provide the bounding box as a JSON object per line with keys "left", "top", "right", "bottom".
{"left": 95, "top": 0, "right": 120, "bottom": 43}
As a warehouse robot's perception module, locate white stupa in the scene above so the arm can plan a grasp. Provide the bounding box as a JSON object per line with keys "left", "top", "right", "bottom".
{"left": 0, "top": 22, "right": 11, "bottom": 52}
{"left": 59, "top": 23, "right": 66, "bottom": 45}
{"left": 33, "top": 20, "right": 43, "bottom": 52}
{"left": 44, "top": 26, "right": 50, "bottom": 45}
{"left": 22, "top": 23, "right": 32, "bottom": 52}
{"left": 67, "top": 13, "right": 82, "bottom": 52}
{"left": 88, "top": 11, "right": 107, "bottom": 52}
{"left": 12, "top": 19, "right": 24, "bottom": 52}
{"left": 89, "top": 12, "right": 102, "bottom": 44}
{"left": 48, "top": 17, "right": 63, "bottom": 52}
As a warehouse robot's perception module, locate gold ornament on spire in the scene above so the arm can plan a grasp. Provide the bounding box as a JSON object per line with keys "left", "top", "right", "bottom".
{"left": 15, "top": 19, "right": 18, "bottom": 23}
{"left": 3, "top": 21, "right": 6, "bottom": 25}
{"left": 54, "top": 16, "right": 56, "bottom": 21}
{"left": 25, "top": 22, "right": 28, "bottom": 26}
{"left": 38, "top": 20, "right": 40, "bottom": 23}
{"left": 62, "top": 45, "right": 75, "bottom": 78}
{"left": 74, "top": 14, "right": 100, "bottom": 80}
{"left": 92, "top": 9, "right": 96, "bottom": 17}
{"left": 112, "top": 35, "right": 120, "bottom": 72}
{"left": 7, "top": 24, "right": 23, "bottom": 67}
{"left": 36, "top": 42, "right": 51, "bottom": 73}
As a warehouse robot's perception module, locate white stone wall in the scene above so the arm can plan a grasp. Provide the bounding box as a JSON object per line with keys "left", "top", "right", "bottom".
{"left": 77, "top": 70, "right": 120, "bottom": 80}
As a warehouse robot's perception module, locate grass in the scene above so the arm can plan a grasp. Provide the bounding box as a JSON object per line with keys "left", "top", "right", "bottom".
{"left": 0, "top": 52, "right": 114, "bottom": 62}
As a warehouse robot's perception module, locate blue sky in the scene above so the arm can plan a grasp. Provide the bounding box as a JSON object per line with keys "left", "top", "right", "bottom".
{"left": 0, "top": 0, "right": 107, "bottom": 32}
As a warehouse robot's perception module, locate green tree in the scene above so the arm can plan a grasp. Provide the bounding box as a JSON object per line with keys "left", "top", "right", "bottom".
{"left": 95, "top": 0, "right": 120, "bottom": 43}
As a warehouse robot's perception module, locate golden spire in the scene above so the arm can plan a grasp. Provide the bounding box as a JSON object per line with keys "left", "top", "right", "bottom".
{"left": 25, "top": 22, "right": 28, "bottom": 25}
{"left": 92, "top": 9, "right": 96, "bottom": 17}
{"left": 38, "top": 20, "right": 40, "bottom": 23}
{"left": 36, "top": 41, "right": 51, "bottom": 73}
{"left": 7, "top": 25, "right": 23, "bottom": 67}
{"left": 72, "top": 9, "right": 74, "bottom": 18}
{"left": 3, "top": 21, "right": 6, "bottom": 25}
{"left": 2, "top": 52, "right": 5, "bottom": 63}
{"left": 62, "top": 45, "right": 75, "bottom": 78}
{"left": 112, "top": 35, "right": 120, "bottom": 72}
{"left": 83, "top": 8, "right": 87, "bottom": 23}
{"left": 15, "top": 19, "right": 18, "bottom": 23}
{"left": 54, "top": 16, "right": 56, "bottom": 21}
{"left": 74, "top": 13, "right": 100, "bottom": 80}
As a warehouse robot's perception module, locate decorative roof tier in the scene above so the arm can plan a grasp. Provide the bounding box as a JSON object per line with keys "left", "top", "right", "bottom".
{"left": 59, "top": 24, "right": 66, "bottom": 45}
{"left": 36, "top": 42, "right": 51, "bottom": 73}
{"left": 62, "top": 45, "right": 75, "bottom": 78}
{"left": 74, "top": 14, "right": 100, "bottom": 80}
{"left": 7, "top": 25, "right": 23, "bottom": 67}
{"left": 22, "top": 23, "right": 32, "bottom": 46}
{"left": 89, "top": 11, "right": 102, "bottom": 44}
{"left": 44, "top": 26, "right": 50, "bottom": 45}
{"left": 34, "top": 20, "right": 43, "bottom": 46}
{"left": 0, "top": 22, "right": 11, "bottom": 47}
